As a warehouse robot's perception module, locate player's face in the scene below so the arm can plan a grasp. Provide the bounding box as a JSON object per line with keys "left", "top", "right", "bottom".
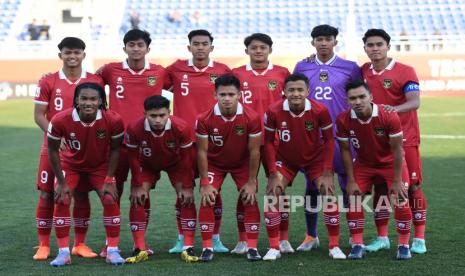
{"left": 347, "top": 86, "right": 373, "bottom": 116}
{"left": 215, "top": 85, "right": 240, "bottom": 114}
{"left": 245, "top": 40, "right": 271, "bottom": 63}
{"left": 284, "top": 80, "right": 309, "bottom": 106}
{"left": 59, "top": 47, "right": 85, "bottom": 68}
{"left": 76, "top": 88, "right": 102, "bottom": 118}
{"left": 145, "top": 108, "right": 170, "bottom": 130}
{"left": 312, "top": 36, "right": 337, "bottom": 56}
{"left": 188, "top": 35, "right": 213, "bottom": 60}
{"left": 124, "top": 39, "right": 150, "bottom": 61}
{"left": 364, "top": 36, "right": 390, "bottom": 62}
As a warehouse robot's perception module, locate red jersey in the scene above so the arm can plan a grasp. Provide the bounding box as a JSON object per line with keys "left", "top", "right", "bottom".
{"left": 264, "top": 99, "right": 333, "bottom": 169}
{"left": 34, "top": 69, "right": 104, "bottom": 154}
{"left": 47, "top": 108, "right": 124, "bottom": 172}
{"left": 335, "top": 104, "right": 403, "bottom": 167}
{"left": 361, "top": 60, "right": 420, "bottom": 146}
{"left": 166, "top": 59, "right": 231, "bottom": 139}
{"left": 232, "top": 63, "right": 290, "bottom": 142}
{"left": 195, "top": 103, "right": 261, "bottom": 169}
{"left": 96, "top": 60, "right": 168, "bottom": 128}
{"left": 126, "top": 116, "right": 193, "bottom": 171}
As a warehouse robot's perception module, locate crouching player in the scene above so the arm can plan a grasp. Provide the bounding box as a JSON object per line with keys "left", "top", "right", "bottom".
{"left": 125, "top": 95, "right": 198, "bottom": 263}
{"left": 336, "top": 80, "right": 412, "bottom": 260}
{"left": 196, "top": 75, "right": 262, "bottom": 262}
{"left": 47, "top": 83, "right": 125, "bottom": 266}
{"left": 263, "top": 73, "right": 345, "bottom": 260}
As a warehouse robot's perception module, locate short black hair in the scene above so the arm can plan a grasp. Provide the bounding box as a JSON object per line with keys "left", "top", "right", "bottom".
{"left": 285, "top": 73, "right": 309, "bottom": 87}
{"left": 244, "top": 33, "right": 273, "bottom": 47}
{"left": 362, "top": 28, "right": 391, "bottom": 44}
{"left": 73, "top": 82, "right": 107, "bottom": 110}
{"left": 345, "top": 79, "right": 371, "bottom": 94}
{"left": 188, "top": 29, "right": 213, "bottom": 43}
{"left": 214, "top": 74, "right": 240, "bottom": 91}
{"left": 144, "top": 95, "right": 170, "bottom": 111}
{"left": 123, "top": 29, "right": 152, "bottom": 46}
{"left": 57, "top": 37, "right": 86, "bottom": 51}
{"left": 311, "top": 24, "right": 339, "bottom": 38}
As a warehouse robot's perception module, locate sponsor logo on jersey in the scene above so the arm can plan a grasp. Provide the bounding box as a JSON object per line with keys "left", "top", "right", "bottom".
{"left": 209, "top": 74, "right": 218, "bottom": 83}
{"left": 305, "top": 121, "right": 314, "bottom": 131}
{"left": 243, "top": 81, "right": 248, "bottom": 87}
{"left": 96, "top": 129, "right": 106, "bottom": 139}
{"left": 281, "top": 121, "right": 287, "bottom": 128}
{"left": 70, "top": 132, "right": 76, "bottom": 139}
{"left": 117, "top": 77, "right": 123, "bottom": 84}
{"left": 319, "top": 71, "right": 329, "bottom": 82}
{"left": 268, "top": 80, "right": 278, "bottom": 90}
{"left": 234, "top": 125, "right": 245, "bottom": 135}
{"left": 383, "top": 79, "right": 392, "bottom": 89}
{"left": 182, "top": 74, "right": 188, "bottom": 81}
{"left": 375, "top": 127, "right": 385, "bottom": 136}
{"left": 56, "top": 88, "right": 62, "bottom": 95}
{"left": 166, "top": 139, "right": 177, "bottom": 148}
{"left": 142, "top": 140, "right": 148, "bottom": 146}
{"left": 213, "top": 128, "right": 219, "bottom": 134}
{"left": 147, "top": 76, "right": 157, "bottom": 86}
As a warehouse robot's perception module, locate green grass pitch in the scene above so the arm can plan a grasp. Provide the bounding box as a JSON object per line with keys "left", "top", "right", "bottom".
{"left": 0, "top": 96, "right": 464, "bottom": 275}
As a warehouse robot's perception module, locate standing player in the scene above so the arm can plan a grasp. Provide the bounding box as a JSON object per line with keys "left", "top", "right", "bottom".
{"left": 293, "top": 24, "right": 362, "bottom": 251}
{"left": 263, "top": 73, "right": 345, "bottom": 260}
{"left": 47, "top": 83, "right": 125, "bottom": 266}
{"left": 33, "top": 37, "right": 103, "bottom": 260}
{"left": 196, "top": 75, "right": 262, "bottom": 262}
{"left": 232, "top": 33, "right": 291, "bottom": 254}
{"left": 361, "top": 29, "right": 426, "bottom": 254}
{"left": 165, "top": 29, "right": 231, "bottom": 253}
{"left": 124, "top": 95, "right": 198, "bottom": 263}
{"left": 336, "top": 80, "right": 413, "bottom": 260}
{"left": 96, "top": 29, "right": 168, "bottom": 256}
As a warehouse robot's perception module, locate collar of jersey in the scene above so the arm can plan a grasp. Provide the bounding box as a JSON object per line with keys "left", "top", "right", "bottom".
{"left": 246, "top": 62, "right": 273, "bottom": 76}
{"left": 350, "top": 103, "right": 379, "bottom": 124}
{"left": 59, "top": 69, "right": 87, "bottom": 85}
{"left": 188, "top": 58, "right": 214, "bottom": 72}
{"left": 72, "top": 108, "right": 102, "bottom": 126}
{"left": 214, "top": 103, "right": 243, "bottom": 121}
{"left": 370, "top": 58, "right": 396, "bottom": 75}
{"left": 283, "top": 99, "right": 311, "bottom": 117}
{"left": 315, "top": 54, "right": 337, "bottom": 66}
{"left": 144, "top": 117, "right": 171, "bottom": 132}
{"left": 123, "top": 58, "right": 150, "bottom": 75}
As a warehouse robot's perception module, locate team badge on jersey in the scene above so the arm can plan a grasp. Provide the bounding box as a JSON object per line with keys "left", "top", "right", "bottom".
{"left": 234, "top": 125, "right": 245, "bottom": 135}
{"left": 319, "top": 71, "right": 329, "bottom": 82}
{"left": 96, "top": 129, "right": 106, "bottom": 139}
{"left": 268, "top": 80, "right": 278, "bottom": 90}
{"left": 166, "top": 139, "right": 177, "bottom": 149}
{"left": 209, "top": 74, "right": 218, "bottom": 83}
{"left": 304, "top": 121, "right": 314, "bottom": 131}
{"left": 147, "top": 76, "right": 157, "bottom": 87}
{"left": 375, "top": 127, "right": 385, "bottom": 136}
{"left": 383, "top": 79, "right": 392, "bottom": 89}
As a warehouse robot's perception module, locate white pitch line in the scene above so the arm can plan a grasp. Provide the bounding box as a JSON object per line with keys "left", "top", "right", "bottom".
{"left": 419, "top": 112, "right": 465, "bottom": 117}
{"left": 422, "top": 134, "right": 465, "bottom": 139}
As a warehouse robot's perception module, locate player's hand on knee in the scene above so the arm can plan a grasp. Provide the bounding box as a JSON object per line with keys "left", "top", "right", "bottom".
{"left": 240, "top": 181, "right": 257, "bottom": 205}
{"left": 103, "top": 178, "right": 118, "bottom": 202}
{"left": 200, "top": 185, "right": 217, "bottom": 207}
{"left": 54, "top": 182, "right": 72, "bottom": 204}
{"left": 130, "top": 185, "right": 148, "bottom": 206}
{"left": 346, "top": 181, "right": 361, "bottom": 196}
{"left": 179, "top": 187, "right": 194, "bottom": 206}
{"left": 389, "top": 180, "right": 408, "bottom": 206}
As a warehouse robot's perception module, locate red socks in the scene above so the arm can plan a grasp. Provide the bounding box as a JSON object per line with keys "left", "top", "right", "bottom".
{"left": 36, "top": 196, "right": 54, "bottom": 247}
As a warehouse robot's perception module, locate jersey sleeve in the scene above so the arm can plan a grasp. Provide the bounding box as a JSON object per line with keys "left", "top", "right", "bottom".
{"left": 319, "top": 106, "right": 333, "bottom": 130}
{"left": 401, "top": 66, "right": 420, "bottom": 93}
{"left": 162, "top": 66, "right": 173, "bottom": 90}
{"left": 179, "top": 124, "right": 194, "bottom": 148}
{"left": 247, "top": 111, "right": 262, "bottom": 138}
{"left": 95, "top": 64, "right": 110, "bottom": 84}
{"left": 195, "top": 116, "right": 208, "bottom": 139}
{"left": 387, "top": 112, "right": 403, "bottom": 138}
{"left": 349, "top": 64, "right": 362, "bottom": 81}
{"left": 125, "top": 123, "right": 139, "bottom": 149}
{"left": 110, "top": 113, "right": 125, "bottom": 139}
{"left": 335, "top": 115, "right": 349, "bottom": 141}
{"left": 264, "top": 109, "right": 277, "bottom": 132}
{"left": 34, "top": 76, "right": 51, "bottom": 105}
{"left": 47, "top": 116, "right": 64, "bottom": 140}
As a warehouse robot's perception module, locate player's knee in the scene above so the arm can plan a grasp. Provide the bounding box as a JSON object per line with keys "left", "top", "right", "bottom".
{"left": 101, "top": 194, "right": 116, "bottom": 206}
{"left": 39, "top": 190, "right": 53, "bottom": 199}
{"left": 408, "top": 182, "right": 422, "bottom": 193}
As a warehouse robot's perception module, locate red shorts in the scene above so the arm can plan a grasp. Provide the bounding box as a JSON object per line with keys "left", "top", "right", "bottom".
{"left": 276, "top": 157, "right": 324, "bottom": 186}
{"left": 208, "top": 163, "right": 254, "bottom": 191}
{"left": 61, "top": 167, "right": 107, "bottom": 193}
{"left": 190, "top": 145, "right": 199, "bottom": 179}
{"left": 404, "top": 145, "right": 423, "bottom": 185}
{"left": 115, "top": 145, "right": 130, "bottom": 184}
{"left": 139, "top": 164, "right": 193, "bottom": 189}
{"left": 36, "top": 154, "right": 55, "bottom": 192}
{"left": 354, "top": 161, "right": 410, "bottom": 194}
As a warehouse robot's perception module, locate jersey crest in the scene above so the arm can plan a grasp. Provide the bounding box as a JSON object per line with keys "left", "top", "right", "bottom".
{"left": 375, "top": 127, "right": 385, "bottom": 136}
{"left": 319, "top": 71, "right": 329, "bottom": 82}
{"left": 383, "top": 79, "right": 392, "bottom": 89}
{"left": 234, "top": 125, "right": 245, "bottom": 135}
{"left": 209, "top": 74, "right": 218, "bottom": 83}
{"left": 268, "top": 80, "right": 278, "bottom": 90}
{"left": 147, "top": 76, "right": 157, "bottom": 86}
{"left": 96, "top": 129, "right": 106, "bottom": 139}
{"left": 304, "top": 121, "right": 314, "bottom": 131}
